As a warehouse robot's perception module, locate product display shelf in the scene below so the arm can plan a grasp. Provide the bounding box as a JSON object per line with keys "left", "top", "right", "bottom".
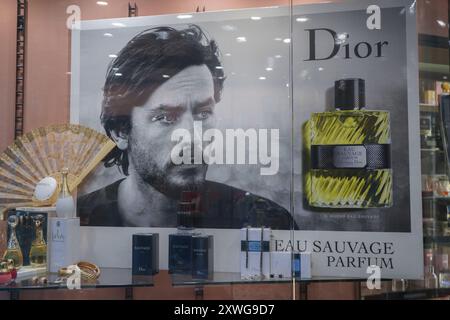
{"left": 170, "top": 272, "right": 362, "bottom": 287}
{"left": 422, "top": 196, "right": 450, "bottom": 201}
{"left": 423, "top": 236, "right": 450, "bottom": 245}
{"left": 363, "top": 288, "right": 450, "bottom": 300}
{"left": 0, "top": 268, "right": 153, "bottom": 299}
{"left": 420, "top": 104, "right": 439, "bottom": 113}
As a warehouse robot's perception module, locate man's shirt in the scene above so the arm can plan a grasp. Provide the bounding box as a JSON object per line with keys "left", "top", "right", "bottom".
{"left": 77, "top": 179, "right": 296, "bottom": 230}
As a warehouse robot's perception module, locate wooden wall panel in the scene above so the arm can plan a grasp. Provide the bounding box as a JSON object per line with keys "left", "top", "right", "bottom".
{"left": 417, "top": 0, "right": 449, "bottom": 37}
{"left": 0, "top": 0, "right": 17, "bottom": 152}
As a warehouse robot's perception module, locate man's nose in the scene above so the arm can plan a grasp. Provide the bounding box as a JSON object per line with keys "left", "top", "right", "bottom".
{"left": 175, "top": 113, "right": 203, "bottom": 161}
{"left": 177, "top": 113, "right": 202, "bottom": 143}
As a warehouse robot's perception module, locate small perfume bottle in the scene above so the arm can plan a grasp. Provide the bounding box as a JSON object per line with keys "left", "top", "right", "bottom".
{"left": 306, "top": 78, "right": 393, "bottom": 208}
{"left": 3, "top": 215, "right": 23, "bottom": 269}
{"left": 168, "top": 191, "right": 200, "bottom": 275}
{"left": 176, "top": 191, "right": 200, "bottom": 232}
{"left": 425, "top": 263, "right": 439, "bottom": 289}
{"left": 0, "top": 261, "right": 12, "bottom": 285}
{"left": 29, "top": 214, "right": 47, "bottom": 267}
{"left": 55, "top": 168, "right": 76, "bottom": 218}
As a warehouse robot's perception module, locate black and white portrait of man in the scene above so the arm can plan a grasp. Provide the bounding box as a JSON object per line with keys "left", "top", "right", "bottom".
{"left": 77, "top": 25, "right": 295, "bottom": 229}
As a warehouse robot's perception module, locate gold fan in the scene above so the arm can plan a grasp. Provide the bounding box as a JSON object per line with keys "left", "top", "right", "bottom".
{"left": 0, "top": 124, "right": 116, "bottom": 212}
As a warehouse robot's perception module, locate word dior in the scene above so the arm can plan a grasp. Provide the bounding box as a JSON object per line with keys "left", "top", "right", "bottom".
{"left": 305, "top": 28, "right": 389, "bottom": 61}
{"left": 171, "top": 121, "right": 279, "bottom": 175}
{"left": 305, "top": 5, "right": 385, "bottom": 61}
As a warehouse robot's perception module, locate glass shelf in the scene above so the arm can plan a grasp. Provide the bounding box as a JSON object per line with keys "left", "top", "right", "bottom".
{"left": 170, "top": 272, "right": 363, "bottom": 286}
{"left": 420, "top": 104, "right": 439, "bottom": 113}
{"left": 0, "top": 268, "right": 153, "bottom": 292}
{"left": 421, "top": 148, "right": 443, "bottom": 152}
{"left": 363, "top": 288, "right": 450, "bottom": 300}
{"left": 422, "top": 196, "right": 450, "bottom": 201}
{"left": 424, "top": 236, "right": 450, "bottom": 245}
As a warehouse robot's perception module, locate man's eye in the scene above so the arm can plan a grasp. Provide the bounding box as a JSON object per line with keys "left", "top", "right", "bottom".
{"left": 151, "top": 114, "right": 179, "bottom": 124}
{"left": 196, "top": 111, "right": 212, "bottom": 120}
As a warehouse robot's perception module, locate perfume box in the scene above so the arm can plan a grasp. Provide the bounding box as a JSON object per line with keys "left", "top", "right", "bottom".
{"left": 132, "top": 233, "right": 159, "bottom": 275}
{"left": 6, "top": 209, "right": 49, "bottom": 267}
{"left": 293, "top": 252, "right": 312, "bottom": 279}
{"left": 192, "top": 235, "right": 214, "bottom": 279}
{"left": 270, "top": 252, "right": 292, "bottom": 279}
{"left": 169, "top": 234, "right": 193, "bottom": 274}
{"left": 240, "top": 227, "right": 271, "bottom": 279}
{"left": 48, "top": 217, "right": 80, "bottom": 273}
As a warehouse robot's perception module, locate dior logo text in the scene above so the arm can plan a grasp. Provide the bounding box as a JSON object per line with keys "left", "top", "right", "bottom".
{"left": 305, "top": 28, "right": 389, "bottom": 61}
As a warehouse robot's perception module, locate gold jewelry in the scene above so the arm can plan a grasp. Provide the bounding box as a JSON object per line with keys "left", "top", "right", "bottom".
{"left": 58, "top": 267, "right": 74, "bottom": 277}
{"left": 76, "top": 261, "right": 100, "bottom": 280}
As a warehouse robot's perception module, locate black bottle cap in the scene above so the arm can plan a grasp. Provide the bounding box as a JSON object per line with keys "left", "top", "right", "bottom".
{"left": 335, "top": 78, "right": 365, "bottom": 110}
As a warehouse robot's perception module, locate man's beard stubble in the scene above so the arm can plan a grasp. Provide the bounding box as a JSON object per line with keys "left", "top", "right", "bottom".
{"left": 128, "top": 137, "right": 208, "bottom": 199}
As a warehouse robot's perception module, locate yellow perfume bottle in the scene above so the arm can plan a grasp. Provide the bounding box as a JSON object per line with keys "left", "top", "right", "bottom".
{"left": 29, "top": 214, "right": 47, "bottom": 267}
{"left": 3, "top": 215, "right": 23, "bottom": 269}
{"left": 306, "top": 79, "right": 393, "bottom": 208}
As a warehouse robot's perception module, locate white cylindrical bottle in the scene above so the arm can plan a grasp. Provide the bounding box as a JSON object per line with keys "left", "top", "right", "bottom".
{"left": 55, "top": 168, "right": 76, "bottom": 219}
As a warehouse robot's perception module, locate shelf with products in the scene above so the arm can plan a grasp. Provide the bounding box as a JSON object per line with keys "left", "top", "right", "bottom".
{"left": 418, "top": 38, "right": 450, "bottom": 295}
{"left": 0, "top": 268, "right": 153, "bottom": 299}
{"left": 420, "top": 104, "right": 439, "bottom": 113}
{"left": 424, "top": 236, "right": 450, "bottom": 245}
{"left": 0, "top": 268, "right": 154, "bottom": 290}
{"left": 363, "top": 288, "right": 450, "bottom": 300}
{"left": 170, "top": 272, "right": 362, "bottom": 287}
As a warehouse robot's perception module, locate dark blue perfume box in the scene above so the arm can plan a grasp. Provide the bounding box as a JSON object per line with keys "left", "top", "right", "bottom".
{"left": 192, "top": 235, "right": 214, "bottom": 279}
{"left": 132, "top": 233, "right": 159, "bottom": 275}
{"left": 168, "top": 234, "right": 193, "bottom": 274}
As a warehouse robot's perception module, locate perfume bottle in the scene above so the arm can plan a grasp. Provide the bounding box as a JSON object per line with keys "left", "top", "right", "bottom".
{"left": 306, "top": 78, "right": 393, "bottom": 208}
{"left": 55, "top": 168, "right": 76, "bottom": 218}
{"left": 168, "top": 191, "right": 200, "bottom": 275}
{"left": 176, "top": 191, "right": 200, "bottom": 231}
{"left": 3, "top": 215, "right": 23, "bottom": 269}
{"left": 29, "top": 214, "right": 47, "bottom": 267}
{"left": 425, "top": 263, "right": 439, "bottom": 289}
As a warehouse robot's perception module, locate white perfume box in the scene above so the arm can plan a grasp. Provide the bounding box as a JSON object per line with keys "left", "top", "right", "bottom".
{"left": 294, "top": 252, "right": 312, "bottom": 279}
{"left": 240, "top": 227, "right": 271, "bottom": 280}
{"left": 48, "top": 217, "right": 80, "bottom": 273}
{"left": 270, "top": 252, "right": 292, "bottom": 279}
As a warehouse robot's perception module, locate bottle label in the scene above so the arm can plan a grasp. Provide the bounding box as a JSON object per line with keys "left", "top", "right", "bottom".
{"left": 241, "top": 241, "right": 270, "bottom": 252}
{"left": 333, "top": 145, "right": 367, "bottom": 168}
{"left": 311, "top": 144, "right": 391, "bottom": 169}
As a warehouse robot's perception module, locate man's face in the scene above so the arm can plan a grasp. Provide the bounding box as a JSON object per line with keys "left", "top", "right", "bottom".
{"left": 128, "top": 64, "right": 216, "bottom": 196}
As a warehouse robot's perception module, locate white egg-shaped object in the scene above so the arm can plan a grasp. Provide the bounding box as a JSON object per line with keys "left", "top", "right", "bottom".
{"left": 34, "top": 177, "right": 58, "bottom": 201}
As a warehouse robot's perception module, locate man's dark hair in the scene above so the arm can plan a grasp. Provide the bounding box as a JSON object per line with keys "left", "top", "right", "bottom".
{"left": 101, "top": 24, "right": 225, "bottom": 175}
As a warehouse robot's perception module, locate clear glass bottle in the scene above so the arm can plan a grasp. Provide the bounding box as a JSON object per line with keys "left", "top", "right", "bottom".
{"left": 306, "top": 78, "right": 393, "bottom": 208}
{"left": 55, "top": 168, "right": 76, "bottom": 218}
{"left": 176, "top": 191, "right": 200, "bottom": 234}
{"left": 424, "top": 264, "right": 439, "bottom": 289}
{"left": 3, "top": 215, "right": 23, "bottom": 269}
{"left": 29, "top": 214, "right": 47, "bottom": 267}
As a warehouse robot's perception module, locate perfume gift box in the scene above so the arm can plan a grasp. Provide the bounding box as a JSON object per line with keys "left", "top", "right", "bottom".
{"left": 270, "top": 252, "right": 292, "bottom": 279}
{"left": 169, "top": 234, "right": 193, "bottom": 274}
{"left": 192, "top": 235, "right": 214, "bottom": 279}
{"left": 293, "top": 252, "right": 312, "bottom": 279}
{"left": 132, "top": 233, "right": 159, "bottom": 275}
{"left": 48, "top": 217, "right": 80, "bottom": 273}
{"left": 240, "top": 227, "right": 271, "bottom": 280}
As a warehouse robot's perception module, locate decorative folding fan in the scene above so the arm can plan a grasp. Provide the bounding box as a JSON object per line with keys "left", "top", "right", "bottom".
{"left": 0, "top": 124, "right": 116, "bottom": 211}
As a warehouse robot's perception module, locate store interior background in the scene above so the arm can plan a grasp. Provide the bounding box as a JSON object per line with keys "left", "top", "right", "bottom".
{"left": 0, "top": 0, "right": 447, "bottom": 299}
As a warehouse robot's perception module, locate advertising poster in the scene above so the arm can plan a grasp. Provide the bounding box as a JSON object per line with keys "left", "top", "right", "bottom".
{"left": 71, "top": 0, "right": 423, "bottom": 279}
